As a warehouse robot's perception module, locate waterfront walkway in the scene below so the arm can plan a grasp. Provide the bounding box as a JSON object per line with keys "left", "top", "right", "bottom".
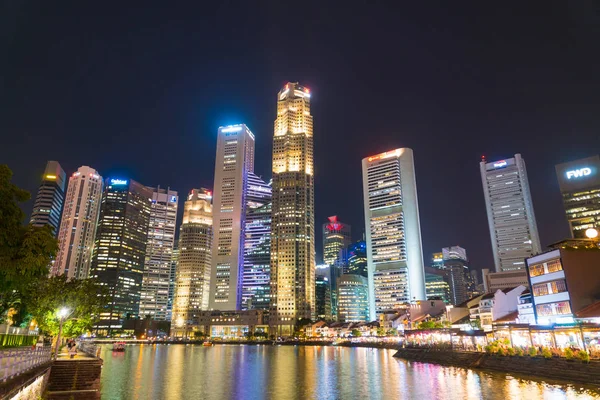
{"left": 45, "top": 347, "right": 103, "bottom": 399}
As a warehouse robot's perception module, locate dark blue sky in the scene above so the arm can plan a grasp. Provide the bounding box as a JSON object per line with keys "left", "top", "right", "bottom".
{"left": 2, "top": 2, "right": 600, "bottom": 272}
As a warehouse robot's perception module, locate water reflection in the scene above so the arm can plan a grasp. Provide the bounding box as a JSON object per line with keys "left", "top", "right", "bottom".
{"left": 100, "top": 345, "right": 600, "bottom": 400}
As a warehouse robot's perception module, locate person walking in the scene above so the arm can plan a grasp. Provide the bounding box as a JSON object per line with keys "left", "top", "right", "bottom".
{"left": 68, "top": 340, "right": 77, "bottom": 359}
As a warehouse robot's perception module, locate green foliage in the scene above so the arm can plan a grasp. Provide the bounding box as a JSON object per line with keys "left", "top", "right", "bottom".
{"left": 528, "top": 346, "right": 538, "bottom": 357}
{"left": 0, "top": 334, "right": 37, "bottom": 347}
{"left": 351, "top": 329, "right": 362, "bottom": 337}
{"left": 376, "top": 327, "right": 386, "bottom": 336}
{"left": 23, "top": 275, "right": 108, "bottom": 337}
{"left": 386, "top": 328, "right": 398, "bottom": 336}
{"left": 470, "top": 319, "right": 482, "bottom": 329}
{"left": 564, "top": 347, "right": 574, "bottom": 360}
{"left": 194, "top": 331, "right": 206, "bottom": 338}
{"left": 514, "top": 347, "right": 524, "bottom": 357}
{"left": 0, "top": 165, "right": 59, "bottom": 321}
{"left": 542, "top": 347, "right": 552, "bottom": 359}
{"left": 577, "top": 350, "right": 590, "bottom": 363}
{"left": 253, "top": 331, "right": 268, "bottom": 339}
{"left": 506, "top": 347, "right": 515, "bottom": 356}
{"left": 417, "top": 321, "right": 445, "bottom": 330}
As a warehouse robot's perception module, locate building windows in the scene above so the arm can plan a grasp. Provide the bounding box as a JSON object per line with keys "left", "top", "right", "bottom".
{"left": 529, "top": 258, "right": 563, "bottom": 278}
{"left": 532, "top": 279, "right": 567, "bottom": 297}
{"left": 536, "top": 301, "right": 572, "bottom": 317}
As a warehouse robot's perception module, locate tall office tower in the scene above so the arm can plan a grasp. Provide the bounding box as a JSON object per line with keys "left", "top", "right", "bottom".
{"left": 167, "top": 240, "right": 179, "bottom": 321}
{"left": 315, "top": 265, "right": 332, "bottom": 320}
{"left": 362, "top": 148, "right": 426, "bottom": 321}
{"left": 171, "top": 189, "right": 213, "bottom": 336}
{"left": 90, "top": 178, "right": 152, "bottom": 332}
{"left": 555, "top": 155, "right": 600, "bottom": 238}
{"left": 52, "top": 166, "right": 103, "bottom": 279}
{"left": 322, "top": 216, "right": 352, "bottom": 268}
{"left": 424, "top": 266, "right": 451, "bottom": 304}
{"left": 139, "top": 187, "right": 178, "bottom": 321}
{"left": 347, "top": 240, "right": 368, "bottom": 278}
{"left": 242, "top": 173, "right": 272, "bottom": 310}
{"left": 270, "top": 82, "right": 315, "bottom": 333}
{"left": 210, "top": 124, "right": 256, "bottom": 311}
{"left": 337, "top": 274, "right": 370, "bottom": 322}
{"left": 442, "top": 246, "right": 469, "bottom": 305}
{"left": 30, "top": 161, "right": 67, "bottom": 236}
{"left": 480, "top": 154, "right": 541, "bottom": 272}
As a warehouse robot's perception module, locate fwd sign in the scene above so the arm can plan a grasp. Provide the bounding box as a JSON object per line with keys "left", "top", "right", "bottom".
{"left": 566, "top": 168, "right": 592, "bottom": 179}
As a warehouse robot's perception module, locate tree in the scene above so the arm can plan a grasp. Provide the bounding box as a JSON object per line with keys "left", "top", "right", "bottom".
{"left": 376, "top": 327, "right": 386, "bottom": 336}
{"left": 0, "top": 165, "right": 58, "bottom": 321}
{"left": 24, "top": 275, "right": 107, "bottom": 337}
{"left": 351, "top": 329, "right": 362, "bottom": 337}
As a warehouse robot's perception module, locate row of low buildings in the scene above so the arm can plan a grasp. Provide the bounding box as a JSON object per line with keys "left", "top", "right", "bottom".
{"left": 29, "top": 81, "right": 600, "bottom": 338}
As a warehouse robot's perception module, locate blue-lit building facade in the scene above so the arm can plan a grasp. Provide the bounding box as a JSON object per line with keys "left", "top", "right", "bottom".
{"left": 242, "top": 173, "right": 272, "bottom": 310}
{"left": 347, "top": 240, "right": 368, "bottom": 278}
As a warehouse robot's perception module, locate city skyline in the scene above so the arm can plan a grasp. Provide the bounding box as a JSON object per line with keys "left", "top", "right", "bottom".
{"left": 5, "top": 4, "right": 600, "bottom": 275}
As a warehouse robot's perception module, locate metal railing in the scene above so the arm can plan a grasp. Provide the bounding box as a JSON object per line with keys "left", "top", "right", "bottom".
{"left": 77, "top": 341, "right": 101, "bottom": 358}
{"left": 0, "top": 346, "right": 52, "bottom": 382}
{"left": 0, "top": 324, "right": 38, "bottom": 336}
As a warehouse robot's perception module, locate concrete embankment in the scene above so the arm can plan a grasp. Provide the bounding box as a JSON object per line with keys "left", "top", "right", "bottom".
{"left": 393, "top": 348, "right": 600, "bottom": 385}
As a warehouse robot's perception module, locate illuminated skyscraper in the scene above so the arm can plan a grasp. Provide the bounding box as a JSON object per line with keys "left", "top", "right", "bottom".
{"left": 53, "top": 166, "right": 103, "bottom": 279}
{"left": 270, "top": 82, "right": 315, "bottom": 333}
{"left": 91, "top": 178, "right": 152, "bottom": 332}
{"left": 362, "top": 148, "right": 426, "bottom": 321}
{"left": 337, "top": 274, "right": 370, "bottom": 322}
{"left": 555, "top": 155, "right": 600, "bottom": 238}
{"left": 171, "top": 189, "right": 213, "bottom": 337}
{"left": 347, "top": 240, "right": 368, "bottom": 278}
{"left": 480, "top": 154, "right": 541, "bottom": 272}
{"left": 242, "top": 173, "right": 272, "bottom": 310}
{"left": 209, "top": 124, "right": 255, "bottom": 311}
{"left": 139, "top": 187, "right": 178, "bottom": 321}
{"left": 30, "top": 161, "right": 66, "bottom": 236}
{"left": 322, "top": 216, "right": 352, "bottom": 268}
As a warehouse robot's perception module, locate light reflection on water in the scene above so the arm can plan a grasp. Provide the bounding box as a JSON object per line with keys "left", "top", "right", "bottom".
{"left": 100, "top": 345, "right": 600, "bottom": 400}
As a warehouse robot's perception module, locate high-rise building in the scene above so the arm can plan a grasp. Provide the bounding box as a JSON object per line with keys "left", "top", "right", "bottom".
{"left": 424, "top": 266, "right": 451, "bottom": 304}
{"left": 242, "top": 173, "right": 272, "bottom": 310}
{"left": 315, "top": 272, "right": 332, "bottom": 320}
{"left": 210, "top": 124, "right": 256, "bottom": 311}
{"left": 337, "top": 274, "right": 370, "bottom": 322}
{"left": 171, "top": 189, "right": 213, "bottom": 337}
{"left": 168, "top": 240, "right": 179, "bottom": 321}
{"left": 52, "top": 166, "right": 103, "bottom": 279}
{"left": 442, "top": 246, "right": 469, "bottom": 305}
{"left": 322, "top": 216, "right": 352, "bottom": 268}
{"left": 555, "top": 155, "right": 600, "bottom": 238}
{"left": 91, "top": 178, "right": 152, "bottom": 332}
{"left": 30, "top": 161, "right": 67, "bottom": 236}
{"left": 270, "top": 82, "right": 315, "bottom": 334}
{"left": 480, "top": 154, "right": 541, "bottom": 272}
{"left": 139, "top": 187, "right": 178, "bottom": 321}
{"left": 347, "top": 240, "right": 368, "bottom": 278}
{"left": 362, "top": 148, "right": 426, "bottom": 321}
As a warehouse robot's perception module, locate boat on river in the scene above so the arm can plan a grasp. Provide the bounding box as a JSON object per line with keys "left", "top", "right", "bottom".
{"left": 202, "top": 341, "right": 213, "bottom": 347}
{"left": 112, "top": 342, "right": 126, "bottom": 352}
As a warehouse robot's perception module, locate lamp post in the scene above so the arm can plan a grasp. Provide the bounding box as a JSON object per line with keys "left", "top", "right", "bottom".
{"left": 54, "top": 307, "right": 70, "bottom": 360}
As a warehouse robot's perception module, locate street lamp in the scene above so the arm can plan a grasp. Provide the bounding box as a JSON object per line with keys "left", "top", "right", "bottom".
{"left": 54, "top": 307, "right": 70, "bottom": 360}
{"left": 585, "top": 228, "right": 599, "bottom": 240}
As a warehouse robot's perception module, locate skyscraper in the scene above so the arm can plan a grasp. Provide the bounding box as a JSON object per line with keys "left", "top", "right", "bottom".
{"left": 139, "top": 187, "right": 178, "bottom": 321}
{"left": 337, "top": 274, "right": 370, "bottom": 323}
{"left": 53, "top": 166, "right": 103, "bottom": 279}
{"left": 347, "top": 240, "right": 368, "bottom": 278}
{"left": 442, "top": 246, "right": 469, "bottom": 305}
{"left": 171, "top": 189, "right": 213, "bottom": 337}
{"left": 555, "top": 155, "right": 600, "bottom": 238}
{"left": 30, "top": 161, "right": 67, "bottom": 236}
{"left": 210, "top": 124, "right": 256, "bottom": 311}
{"left": 480, "top": 154, "right": 541, "bottom": 272}
{"left": 91, "top": 178, "right": 152, "bottom": 332}
{"left": 322, "top": 216, "right": 352, "bottom": 268}
{"left": 270, "top": 82, "right": 315, "bottom": 333}
{"left": 242, "top": 173, "right": 272, "bottom": 310}
{"left": 362, "top": 148, "right": 426, "bottom": 321}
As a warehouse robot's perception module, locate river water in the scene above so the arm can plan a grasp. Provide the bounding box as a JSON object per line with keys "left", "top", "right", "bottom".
{"left": 99, "top": 344, "right": 599, "bottom": 399}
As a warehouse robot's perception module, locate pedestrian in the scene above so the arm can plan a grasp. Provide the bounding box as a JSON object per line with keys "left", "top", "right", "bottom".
{"left": 69, "top": 341, "right": 77, "bottom": 359}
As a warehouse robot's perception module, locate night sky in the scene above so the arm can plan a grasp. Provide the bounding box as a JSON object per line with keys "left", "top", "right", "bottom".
{"left": 2, "top": 2, "right": 600, "bottom": 274}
